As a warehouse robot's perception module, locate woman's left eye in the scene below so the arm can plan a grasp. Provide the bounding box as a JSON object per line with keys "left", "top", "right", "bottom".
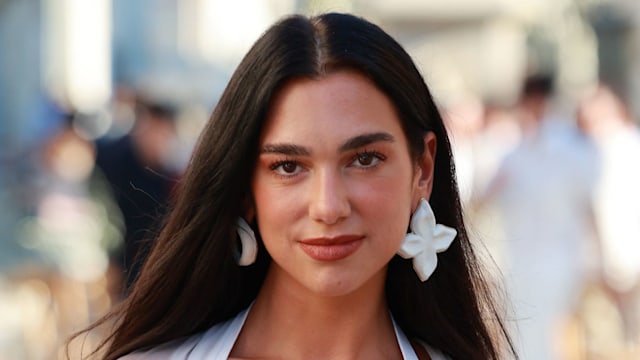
{"left": 352, "top": 151, "right": 384, "bottom": 168}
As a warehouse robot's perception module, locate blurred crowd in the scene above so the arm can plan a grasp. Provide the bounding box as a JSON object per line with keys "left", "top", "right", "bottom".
{"left": 445, "top": 75, "right": 640, "bottom": 360}
{"left": 1, "top": 72, "right": 640, "bottom": 359}
{"left": 0, "top": 84, "right": 195, "bottom": 359}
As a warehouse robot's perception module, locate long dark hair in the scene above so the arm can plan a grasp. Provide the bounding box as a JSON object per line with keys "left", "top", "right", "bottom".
{"left": 75, "top": 13, "right": 515, "bottom": 359}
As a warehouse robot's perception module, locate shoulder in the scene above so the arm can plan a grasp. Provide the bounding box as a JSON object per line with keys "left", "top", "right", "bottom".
{"left": 116, "top": 333, "right": 203, "bottom": 359}
{"left": 119, "top": 308, "right": 251, "bottom": 359}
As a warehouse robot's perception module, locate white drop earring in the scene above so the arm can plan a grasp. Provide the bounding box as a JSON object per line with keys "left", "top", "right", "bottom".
{"left": 235, "top": 217, "right": 258, "bottom": 266}
{"left": 397, "top": 198, "right": 457, "bottom": 281}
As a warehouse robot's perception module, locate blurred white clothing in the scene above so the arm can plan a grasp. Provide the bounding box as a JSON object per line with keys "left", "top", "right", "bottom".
{"left": 491, "top": 119, "right": 598, "bottom": 360}
{"left": 591, "top": 126, "right": 640, "bottom": 292}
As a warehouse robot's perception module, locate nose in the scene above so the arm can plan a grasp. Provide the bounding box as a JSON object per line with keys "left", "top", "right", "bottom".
{"left": 308, "top": 168, "right": 350, "bottom": 225}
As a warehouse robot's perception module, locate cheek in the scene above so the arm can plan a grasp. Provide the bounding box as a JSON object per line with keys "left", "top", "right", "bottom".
{"left": 252, "top": 179, "right": 302, "bottom": 239}
{"left": 350, "top": 176, "right": 413, "bottom": 240}
{"left": 350, "top": 161, "right": 416, "bottom": 206}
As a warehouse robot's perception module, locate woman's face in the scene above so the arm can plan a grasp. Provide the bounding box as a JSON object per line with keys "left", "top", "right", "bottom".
{"left": 251, "top": 70, "right": 435, "bottom": 297}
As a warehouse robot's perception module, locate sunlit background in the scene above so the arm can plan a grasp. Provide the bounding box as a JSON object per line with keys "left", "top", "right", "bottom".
{"left": 1, "top": 0, "right": 640, "bottom": 359}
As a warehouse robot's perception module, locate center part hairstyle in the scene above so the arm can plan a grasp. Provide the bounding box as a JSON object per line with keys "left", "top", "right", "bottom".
{"left": 87, "top": 13, "right": 515, "bottom": 360}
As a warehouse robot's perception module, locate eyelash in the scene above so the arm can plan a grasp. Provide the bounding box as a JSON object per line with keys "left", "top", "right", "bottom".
{"left": 269, "top": 159, "right": 303, "bottom": 177}
{"left": 351, "top": 150, "right": 386, "bottom": 168}
{"left": 267, "top": 150, "right": 387, "bottom": 178}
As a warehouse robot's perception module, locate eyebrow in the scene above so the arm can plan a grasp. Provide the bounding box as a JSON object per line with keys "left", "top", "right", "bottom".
{"left": 260, "top": 143, "right": 310, "bottom": 156}
{"left": 338, "top": 132, "right": 395, "bottom": 152}
{"left": 259, "top": 132, "right": 395, "bottom": 155}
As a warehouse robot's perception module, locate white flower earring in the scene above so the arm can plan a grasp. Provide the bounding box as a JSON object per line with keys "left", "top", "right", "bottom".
{"left": 235, "top": 217, "right": 258, "bottom": 266}
{"left": 397, "top": 198, "right": 457, "bottom": 281}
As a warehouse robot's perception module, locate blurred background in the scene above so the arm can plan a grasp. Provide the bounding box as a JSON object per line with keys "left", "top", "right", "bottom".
{"left": 1, "top": 0, "right": 639, "bottom": 359}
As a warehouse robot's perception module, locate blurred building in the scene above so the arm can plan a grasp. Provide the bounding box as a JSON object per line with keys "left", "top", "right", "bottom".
{"left": 3, "top": 0, "right": 640, "bottom": 138}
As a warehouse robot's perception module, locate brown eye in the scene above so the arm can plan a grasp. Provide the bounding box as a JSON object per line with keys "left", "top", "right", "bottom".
{"left": 281, "top": 162, "right": 298, "bottom": 173}
{"left": 353, "top": 151, "right": 383, "bottom": 168}
{"left": 357, "top": 153, "right": 374, "bottom": 166}
{"left": 271, "top": 160, "right": 302, "bottom": 176}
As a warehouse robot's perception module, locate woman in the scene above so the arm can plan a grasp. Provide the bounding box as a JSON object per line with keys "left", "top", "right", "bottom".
{"left": 76, "top": 13, "right": 515, "bottom": 359}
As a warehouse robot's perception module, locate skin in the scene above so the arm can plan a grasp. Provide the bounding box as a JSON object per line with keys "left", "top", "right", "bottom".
{"left": 231, "top": 70, "right": 436, "bottom": 360}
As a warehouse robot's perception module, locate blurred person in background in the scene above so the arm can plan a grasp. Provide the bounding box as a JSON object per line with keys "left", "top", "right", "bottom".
{"left": 442, "top": 94, "right": 485, "bottom": 205}
{"left": 23, "top": 112, "right": 124, "bottom": 282}
{"left": 577, "top": 84, "right": 640, "bottom": 354}
{"left": 478, "top": 74, "right": 599, "bottom": 359}
{"left": 447, "top": 99, "right": 522, "bottom": 271}
{"left": 95, "top": 95, "right": 181, "bottom": 294}
{"left": 9, "top": 109, "right": 124, "bottom": 357}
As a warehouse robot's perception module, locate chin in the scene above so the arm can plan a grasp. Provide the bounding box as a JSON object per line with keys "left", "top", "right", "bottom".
{"left": 304, "top": 268, "right": 385, "bottom": 299}
{"left": 309, "top": 278, "right": 360, "bottom": 298}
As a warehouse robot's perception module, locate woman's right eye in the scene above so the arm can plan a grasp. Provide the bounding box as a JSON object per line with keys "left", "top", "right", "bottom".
{"left": 270, "top": 161, "right": 302, "bottom": 176}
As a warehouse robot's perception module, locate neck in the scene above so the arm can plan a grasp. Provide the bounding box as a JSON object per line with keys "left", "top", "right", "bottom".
{"left": 231, "top": 265, "right": 402, "bottom": 360}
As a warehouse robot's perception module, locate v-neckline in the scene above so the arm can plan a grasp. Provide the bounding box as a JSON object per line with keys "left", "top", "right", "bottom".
{"left": 219, "top": 304, "right": 420, "bottom": 360}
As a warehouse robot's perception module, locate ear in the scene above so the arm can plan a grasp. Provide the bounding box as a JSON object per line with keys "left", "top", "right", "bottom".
{"left": 412, "top": 132, "right": 437, "bottom": 204}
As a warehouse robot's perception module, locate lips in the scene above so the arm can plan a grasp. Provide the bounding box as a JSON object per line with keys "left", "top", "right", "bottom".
{"left": 298, "top": 235, "right": 364, "bottom": 261}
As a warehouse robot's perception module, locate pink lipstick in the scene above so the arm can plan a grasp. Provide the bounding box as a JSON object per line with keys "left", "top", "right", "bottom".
{"left": 298, "top": 235, "right": 363, "bottom": 261}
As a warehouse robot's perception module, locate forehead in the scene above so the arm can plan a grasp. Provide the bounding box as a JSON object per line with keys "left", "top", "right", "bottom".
{"left": 260, "top": 71, "right": 405, "bottom": 146}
